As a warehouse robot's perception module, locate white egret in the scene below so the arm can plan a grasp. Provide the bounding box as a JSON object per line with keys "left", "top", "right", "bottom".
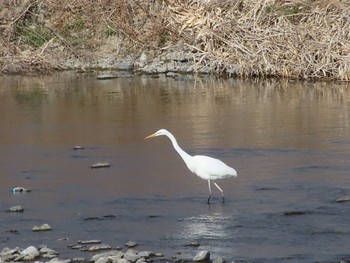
{"left": 144, "top": 129, "right": 237, "bottom": 204}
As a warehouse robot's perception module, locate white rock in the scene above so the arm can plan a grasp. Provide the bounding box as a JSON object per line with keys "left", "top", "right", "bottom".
{"left": 91, "top": 250, "right": 123, "bottom": 262}
{"left": 124, "top": 249, "right": 140, "bottom": 262}
{"left": 193, "top": 250, "right": 210, "bottom": 261}
{"left": 21, "top": 246, "right": 40, "bottom": 260}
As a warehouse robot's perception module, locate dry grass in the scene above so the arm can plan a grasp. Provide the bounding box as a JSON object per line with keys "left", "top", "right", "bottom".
{"left": 1, "top": 0, "right": 350, "bottom": 79}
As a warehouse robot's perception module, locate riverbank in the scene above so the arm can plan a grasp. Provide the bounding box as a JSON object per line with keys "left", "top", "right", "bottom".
{"left": 1, "top": 0, "right": 350, "bottom": 80}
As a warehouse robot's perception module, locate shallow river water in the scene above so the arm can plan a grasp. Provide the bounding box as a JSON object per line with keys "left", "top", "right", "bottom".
{"left": 0, "top": 72, "right": 350, "bottom": 262}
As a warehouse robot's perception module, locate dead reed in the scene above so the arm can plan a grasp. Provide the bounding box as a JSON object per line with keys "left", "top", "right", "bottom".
{"left": 1, "top": 0, "right": 350, "bottom": 79}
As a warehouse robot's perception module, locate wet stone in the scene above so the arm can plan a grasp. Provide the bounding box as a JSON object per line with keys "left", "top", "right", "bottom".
{"left": 88, "top": 244, "right": 111, "bottom": 252}
{"left": 40, "top": 247, "right": 59, "bottom": 259}
{"left": 78, "top": 240, "right": 101, "bottom": 245}
{"left": 32, "top": 223, "right": 52, "bottom": 231}
{"left": 91, "top": 250, "right": 124, "bottom": 262}
{"left": 8, "top": 205, "right": 24, "bottom": 212}
{"left": 336, "top": 195, "right": 350, "bottom": 203}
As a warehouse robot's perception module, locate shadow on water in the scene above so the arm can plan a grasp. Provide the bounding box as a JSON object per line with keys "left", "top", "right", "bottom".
{"left": 0, "top": 73, "right": 350, "bottom": 262}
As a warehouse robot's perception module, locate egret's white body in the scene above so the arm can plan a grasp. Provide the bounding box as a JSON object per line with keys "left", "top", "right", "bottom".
{"left": 144, "top": 129, "right": 237, "bottom": 204}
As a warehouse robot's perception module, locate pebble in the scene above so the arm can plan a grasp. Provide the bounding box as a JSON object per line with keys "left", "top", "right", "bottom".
{"left": 8, "top": 205, "right": 24, "bottom": 212}
{"left": 193, "top": 250, "right": 210, "bottom": 261}
{"left": 32, "top": 223, "right": 52, "bottom": 231}
{"left": 90, "top": 162, "right": 110, "bottom": 168}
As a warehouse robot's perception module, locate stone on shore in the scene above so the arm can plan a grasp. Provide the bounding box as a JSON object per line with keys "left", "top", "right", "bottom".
{"left": 193, "top": 250, "right": 210, "bottom": 261}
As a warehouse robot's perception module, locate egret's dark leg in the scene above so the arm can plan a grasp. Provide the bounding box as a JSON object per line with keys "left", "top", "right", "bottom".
{"left": 214, "top": 182, "right": 225, "bottom": 203}
{"left": 207, "top": 180, "right": 212, "bottom": 204}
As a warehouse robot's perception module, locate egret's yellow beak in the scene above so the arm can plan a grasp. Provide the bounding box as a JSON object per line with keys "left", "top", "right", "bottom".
{"left": 144, "top": 133, "right": 157, "bottom": 139}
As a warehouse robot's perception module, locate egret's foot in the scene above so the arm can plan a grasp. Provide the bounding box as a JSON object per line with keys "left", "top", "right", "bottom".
{"left": 207, "top": 194, "right": 211, "bottom": 205}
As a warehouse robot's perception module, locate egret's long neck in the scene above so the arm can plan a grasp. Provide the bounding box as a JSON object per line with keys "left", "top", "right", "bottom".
{"left": 165, "top": 132, "right": 193, "bottom": 165}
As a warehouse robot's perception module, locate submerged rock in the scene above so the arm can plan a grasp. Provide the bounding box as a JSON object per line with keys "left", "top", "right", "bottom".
{"left": 193, "top": 250, "right": 210, "bottom": 261}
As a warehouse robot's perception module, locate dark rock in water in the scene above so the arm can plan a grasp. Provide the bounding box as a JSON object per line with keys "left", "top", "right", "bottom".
{"left": 6, "top": 229, "right": 19, "bottom": 234}
{"left": 283, "top": 211, "right": 310, "bottom": 216}
{"left": 193, "top": 250, "right": 210, "bottom": 261}
{"left": 118, "top": 61, "right": 134, "bottom": 70}
{"left": 90, "top": 162, "right": 110, "bottom": 168}
{"left": 32, "top": 223, "right": 52, "bottom": 231}
{"left": 8, "top": 205, "right": 24, "bottom": 212}
{"left": 73, "top": 146, "right": 84, "bottom": 150}
{"left": 184, "top": 242, "right": 200, "bottom": 247}
{"left": 336, "top": 195, "right": 350, "bottom": 203}
{"left": 84, "top": 217, "right": 102, "bottom": 221}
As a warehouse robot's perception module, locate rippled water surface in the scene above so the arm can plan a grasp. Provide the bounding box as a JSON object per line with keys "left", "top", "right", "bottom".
{"left": 0, "top": 73, "right": 350, "bottom": 262}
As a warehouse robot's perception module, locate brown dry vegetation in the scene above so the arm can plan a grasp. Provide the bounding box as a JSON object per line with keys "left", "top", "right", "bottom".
{"left": 1, "top": 0, "right": 350, "bottom": 79}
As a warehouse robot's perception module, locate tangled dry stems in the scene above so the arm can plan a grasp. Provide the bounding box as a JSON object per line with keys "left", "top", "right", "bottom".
{"left": 1, "top": 0, "right": 350, "bottom": 80}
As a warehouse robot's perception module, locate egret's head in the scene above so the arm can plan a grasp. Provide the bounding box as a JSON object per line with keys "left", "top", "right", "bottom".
{"left": 144, "top": 129, "right": 167, "bottom": 139}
